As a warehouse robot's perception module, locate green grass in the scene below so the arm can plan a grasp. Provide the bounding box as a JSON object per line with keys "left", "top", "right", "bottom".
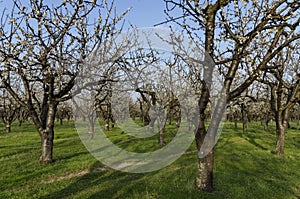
{"left": 0, "top": 120, "right": 299, "bottom": 198}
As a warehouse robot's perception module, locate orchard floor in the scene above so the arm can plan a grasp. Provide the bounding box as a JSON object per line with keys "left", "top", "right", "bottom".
{"left": 0, "top": 120, "right": 299, "bottom": 199}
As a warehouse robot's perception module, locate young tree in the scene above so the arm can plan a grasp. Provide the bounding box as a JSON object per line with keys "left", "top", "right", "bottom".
{"left": 163, "top": 0, "right": 300, "bottom": 191}
{"left": 0, "top": 0, "right": 129, "bottom": 163}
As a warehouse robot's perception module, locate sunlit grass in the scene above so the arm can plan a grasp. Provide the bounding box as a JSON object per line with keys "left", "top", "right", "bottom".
{"left": 0, "top": 120, "right": 299, "bottom": 198}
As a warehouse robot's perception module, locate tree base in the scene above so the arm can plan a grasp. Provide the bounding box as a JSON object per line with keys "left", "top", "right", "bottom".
{"left": 39, "top": 158, "right": 54, "bottom": 164}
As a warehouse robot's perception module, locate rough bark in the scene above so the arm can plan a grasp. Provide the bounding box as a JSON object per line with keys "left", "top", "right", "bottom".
{"left": 196, "top": 150, "right": 214, "bottom": 192}
{"left": 195, "top": 118, "right": 214, "bottom": 191}
{"left": 195, "top": 85, "right": 213, "bottom": 191}
{"left": 40, "top": 129, "right": 54, "bottom": 163}
{"left": 39, "top": 103, "right": 57, "bottom": 163}
{"left": 275, "top": 121, "right": 286, "bottom": 155}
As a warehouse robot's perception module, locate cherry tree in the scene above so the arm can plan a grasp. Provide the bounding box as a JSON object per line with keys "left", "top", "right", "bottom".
{"left": 0, "top": 0, "right": 129, "bottom": 163}
{"left": 260, "top": 45, "right": 300, "bottom": 155}
{"left": 163, "top": 0, "right": 300, "bottom": 191}
{"left": 0, "top": 89, "right": 20, "bottom": 132}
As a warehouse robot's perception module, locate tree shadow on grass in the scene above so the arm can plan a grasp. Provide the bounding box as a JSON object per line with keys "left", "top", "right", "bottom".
{"left": 39, "top": 161, "right": 150, "bottom": 199}
{"left": 54, "top": 151, "right": 90, "bottom": 162}
{"left": 245, "top": 134, "right": 269, "bottom": 151}
{"left": 216, "top": 151, "right": 299, "bottom": 198}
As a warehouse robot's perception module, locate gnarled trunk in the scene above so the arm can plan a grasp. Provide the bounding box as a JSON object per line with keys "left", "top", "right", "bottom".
{"left": 37, "top": 102, "right": 57, "bottom": 163}
{"left": 40, "top": 128, "right": 54, "bottom": 163}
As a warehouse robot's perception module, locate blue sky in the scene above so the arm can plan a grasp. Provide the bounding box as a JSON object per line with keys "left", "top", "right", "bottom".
{"left": 115, "top": 0, "right": 167, "bottom": 28}
{"left": 1, "top": 0, "right": 169, "bottom": 28}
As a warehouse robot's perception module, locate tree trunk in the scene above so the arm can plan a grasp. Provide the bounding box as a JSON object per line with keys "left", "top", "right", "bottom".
{"left": 38, "top": 102, "right": 57, "bottom": 163}
{"left": 194, "top": 1, "right": 221, "bottom": 192}
{"left": 40, "top": 129, "right": 54, "bottom": 163}
{"left": 275, "top": 123, "right": 285, "bottom": 155}
{"left": 6, "top": 122, "right": 11, "bottom": 133}
{"left": 274, "top": 108, "right": 290, "bottom": 156}
{"left": 195, "top": 113, "right": 214, "bottom": 192}
{"left": 196, "top": 150, "right": 214, "bottom": 192}
{"left": 234, "top": 117, "right": 238, "bottom": 128}
{"left": 149, "top": 119, "right": 155, "bottom": 133}
{"left": 158, "top": 128, "right": 164, "bottom": 146}
{"left": 242, "top": 119, "right": 247, "bottom": 134}
{"left": 263, "top": 120, "right": 269, "bottom": 131}
{"left": 241, "top": 104, "right": 247, "bottom": 134}
{"left": 104, "top": 123, "right": 109, "bottom": 131}
{"left": 157, "top": 116, "right": 165, "bottom": 146}
{"left": 88, "top": 118, "right": 95, "bottom": 139}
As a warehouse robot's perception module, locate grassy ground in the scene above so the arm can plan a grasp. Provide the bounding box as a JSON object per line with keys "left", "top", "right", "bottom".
{"left": 0, "top": 120, "right": 299, "bottom": 199}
